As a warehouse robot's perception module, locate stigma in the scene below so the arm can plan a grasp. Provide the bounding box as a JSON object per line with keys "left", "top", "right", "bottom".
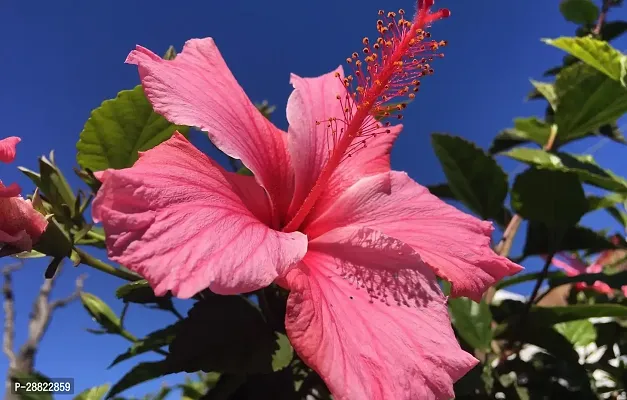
{"left": 282, "top": 0, "right": 450, "bottom": 233}
{"left": 335, "top": 1, "right": 449, "bottom": 152}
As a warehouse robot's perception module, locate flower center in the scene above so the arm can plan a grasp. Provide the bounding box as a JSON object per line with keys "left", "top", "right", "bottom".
{"left": 282, "top": 0, "right": 449, "bottom": 233}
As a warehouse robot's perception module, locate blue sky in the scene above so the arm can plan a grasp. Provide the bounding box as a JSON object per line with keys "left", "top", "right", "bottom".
{"left": 1, "top": 0, "right": 626, "bottom": 397}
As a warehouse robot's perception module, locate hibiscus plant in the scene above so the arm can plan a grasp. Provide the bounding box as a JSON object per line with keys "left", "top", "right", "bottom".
{"left": 2, "top": 0, "right": 627, "bottom": 399}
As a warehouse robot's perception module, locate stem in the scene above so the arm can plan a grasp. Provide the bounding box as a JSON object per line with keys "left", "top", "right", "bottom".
{"left": 544, "top": 124, "right": 558, "bottom": 152}
{"left": 485, "top": 124, "right": 559, "bottom": 304}
{"left": 170, "top": 306, "right": 184, "bottom": 320}
{"left": 85, "top": 229, "right": 105, "bottom": 242}
{"left": 593, "top": 0, "right": 611, "bottom": 36}
{"left": 75, "top": 248, "right": 141, "bottom": 282}
{"left": 119, "top": 328, "right": 169, "bottom": 357}
{"left": 523, "top": 253, "right": 555, "bottom": 317}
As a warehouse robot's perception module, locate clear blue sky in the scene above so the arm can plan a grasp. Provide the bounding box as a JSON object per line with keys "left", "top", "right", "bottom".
{"left": 1, "top": 0, "right": 626, "bottom": 397}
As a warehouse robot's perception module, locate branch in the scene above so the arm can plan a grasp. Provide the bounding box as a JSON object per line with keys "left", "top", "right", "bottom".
{"left": 2, "top": 262, "right": 23, "bottom": 369}
{"left": 50, "top": 274, "right": 86, "bottom": 309}
{"left": 17, "top": 263, "right": 86, "bottom": 369}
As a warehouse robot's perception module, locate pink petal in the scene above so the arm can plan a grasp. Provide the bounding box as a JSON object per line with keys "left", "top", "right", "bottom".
{"left": 0, "top": 136, "right": 20, "bottom": 163}
{"left": 0, "top": 196, "right": 48, "bottom": 251}
{"left": 126, "top": 38, "right": 293, "bottom": 224}
{"left": 622, "top": 286, "right": 627, "bottom": 297}
{"left": 552, "top": 252, "right": 588, "bottom": 274}
{"left": 551, "top": 255, "right": 584, "bottom": 277}
{"left": 591, "top": 281, "right": 613, "bottom": 295}
{"left": 285, "top": 67, "right": 402, "bottom": 219}
{"left": 305, "top": 172, "right": 522, "bottom": 301}
{"left": 284, "top": 227, "right": 477, "bottom": 400}
{"left": 586, "top": 262, "right": 604, "bottom": 274}
{"left": 0, "top": 182, "right": 22, "bottom": 198}
{"left": 92, "top": 133, "right": 307, "bottom": 298}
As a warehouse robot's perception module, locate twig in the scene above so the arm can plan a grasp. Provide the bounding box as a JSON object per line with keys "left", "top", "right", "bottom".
{"left": 50, "top": 274, "right": 86, "bottom": 309}
{"left": 20, "top": 266, "right": 85, "bottom": 357}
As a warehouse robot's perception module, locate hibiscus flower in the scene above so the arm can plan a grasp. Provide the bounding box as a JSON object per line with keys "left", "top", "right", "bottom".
{"left": 92, "top": 2, "right": 522, "bottom": 398}
{"left": 552, "top": 237, "right": 627, "bottom": 297}
{"left": 0, "top": 136, "right": 48, "bottom": 254}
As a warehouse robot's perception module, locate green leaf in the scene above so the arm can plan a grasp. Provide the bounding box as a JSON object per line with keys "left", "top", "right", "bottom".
{"left": 153, "top": 386, "right": 173, "bottom": 400}
{"left": 448, "top": 297, "right": 493, "bottom": 351}
{"left": 426, "top": 183, "right": 455, "bottom": 199}
{"left": 529, "top": 304, "right": 627, "bottom": 325}
{"left": 39, "top": 154, "right": 77, "bottom": 218}
{"left": 236, "top": 166, "right": 253, "bottom": 176}
{"left": 552, "top": 62, "right": 627, "bottom": 142}
{"left": 77, "top": 85, "right": 190, "bottom": 171}
{"left": 115, "top": 280, "right": 173, "bottom": 307}
{"left": 599, "top": 123, "right": 627, "bottom": 144}
{"left": 587, "top": 192, "right": 627, "bottom": 211}
{"left": 106, "top": 361, "right": 175, "bottom": 399}
{"left": 254, "top": 100, "right": 276, "bottom": 121}
{"left": 559, "top": 0, "right": 599, "bottom": 24}
{"left": 554, "top": 320, "right": 597, "bottom": 346}
{"left": 511, "top": 168, "right": 587, "bottom": 228}
{"left": 271, "top": 333, "right": 294, "bottom": 371}
{"left": 488, "top": 129, "right": 531, "bottom": 154}
{"left": 198, "top": 374, "right": 246, "bottom": 400}
{"left": 163, "top": 45, "right": 177, "bottom": 60}
{"left": 496, "top": 323, "right": 581, "bottom": 363}
{"left": 607, "top": 205, "right": 627, "bottom": 228}
{"left": 80, "top": 292, "right": 122, "bottom": 334}
{"left": 109, "top": 324, "right": 178, "bottom": 368}
{"left": 529, "top": 80, "right": 558, "bottom": 110}
{"left": 504, "top": 148, "right": 627, "bottom": 192}
{"left": 523, "top": 222, "right": 618, "bottom": 257}
{"left": 167, "top": 296, "right": 289, "bottom": 374}
{"left": 32, "top": 218, "right": 73, "bottom": 259}
{"left": 73, "top": 384, "right": 111, "bottom": 400}
{"left": 431, "top": 134, "right": 508, "bottom": 220}
{"left": 544, "top": 36, "right": 626, "bottom": 83}
{"left": 601, "top": 21, "right": 627, "bottom": 42}
{"left": 488, "top": 117, "right": 552, "bottom": 154}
